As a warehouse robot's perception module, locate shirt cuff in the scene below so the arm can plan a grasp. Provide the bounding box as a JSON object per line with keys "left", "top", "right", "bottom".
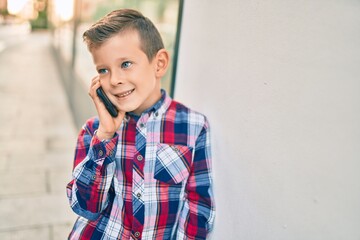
{"left": 89, "top": 131, "right": 118, "bottom": 161}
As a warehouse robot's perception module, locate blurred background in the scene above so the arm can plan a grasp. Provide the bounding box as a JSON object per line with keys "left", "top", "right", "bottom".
{"left": 1, "top": 0, "right": 360, "bottom": 240}
{"left": 0, "top": 0, "right": 181, "bottom": 239}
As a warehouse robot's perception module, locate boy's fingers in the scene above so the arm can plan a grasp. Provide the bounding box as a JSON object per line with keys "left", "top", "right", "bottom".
{"left": 89, "top": 80, "right": 101, "bottom": 97}
{"left": 89, "top": 76, "right": 124, "bottom": 128}
{"left": 91, "top": 75, "right": 100, "bottom": 82}
{"left": 89, "top": 81, "right": 111, "bottom": 115}
{"left": 90, "top": 76, "right": 100, "bottom": 88}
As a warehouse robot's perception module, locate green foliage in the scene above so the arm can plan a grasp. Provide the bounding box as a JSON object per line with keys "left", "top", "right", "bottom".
{"left": 92, "top": 2, "right": 123, "bottom": 21}
{"left": 92, "top": 0, "right": 142, "bottom": 21}
{"left": 31, "top": 10, "right": 48, "bottom": 29}
{"left": 30, "top": 1, "right": 48, "bottom": 29}
{"left": 0, "top": 8, "right": 9, "bottom": 16}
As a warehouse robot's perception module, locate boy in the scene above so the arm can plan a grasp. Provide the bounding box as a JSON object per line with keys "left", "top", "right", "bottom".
{"left": 66, "top": 9, "right": 215, "bottom": 240}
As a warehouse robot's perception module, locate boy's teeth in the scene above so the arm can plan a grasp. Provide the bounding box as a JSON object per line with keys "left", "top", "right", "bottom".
{"left": 119, "top": 90, "right": 133, "bottom": 97}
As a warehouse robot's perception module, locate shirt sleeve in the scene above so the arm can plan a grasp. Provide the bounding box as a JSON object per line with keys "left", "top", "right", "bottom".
{"left": 177, "top": 118, "right": 216, "bottom": 239}
{"left": 66, "top": 117, "right": 118, "bottom": 221}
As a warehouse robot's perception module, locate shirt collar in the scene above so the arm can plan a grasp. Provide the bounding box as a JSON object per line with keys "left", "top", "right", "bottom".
{"left": 127, "top": 89, "right": 170, "bottom": 121}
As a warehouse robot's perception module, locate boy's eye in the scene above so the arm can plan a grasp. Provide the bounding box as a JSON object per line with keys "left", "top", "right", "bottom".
{"left": 97, "top": 69, "right": 108, "bottom": 74}
{"left": 121, "top": 61, "right": 132, "bottom": 69}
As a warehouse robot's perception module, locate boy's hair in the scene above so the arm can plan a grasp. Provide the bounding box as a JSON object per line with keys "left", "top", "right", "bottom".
{"left": 83, "top": 9, "right": 164, "bottom": 61}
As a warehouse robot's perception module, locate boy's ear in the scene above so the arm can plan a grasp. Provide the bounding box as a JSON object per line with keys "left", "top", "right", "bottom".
{"left": 154, "top": 49, "right": 169, "bottom": 78}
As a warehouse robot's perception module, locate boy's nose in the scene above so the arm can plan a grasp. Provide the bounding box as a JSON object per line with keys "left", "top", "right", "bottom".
{"left": 110, "top": 75, "right": 124, "bottom": 86}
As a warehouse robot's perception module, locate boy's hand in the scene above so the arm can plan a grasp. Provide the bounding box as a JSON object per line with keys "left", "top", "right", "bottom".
{"left": 89, "top": 76, "right": 125, "bottom": 140}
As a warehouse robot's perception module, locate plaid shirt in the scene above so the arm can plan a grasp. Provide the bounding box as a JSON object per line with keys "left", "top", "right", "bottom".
{"left": 66, "top": 90, "right": 215, "bottom": 239}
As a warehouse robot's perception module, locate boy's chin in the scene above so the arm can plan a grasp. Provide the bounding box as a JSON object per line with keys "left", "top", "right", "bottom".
{"left": 117, "top": 105, "right": 140, "bottom": 115}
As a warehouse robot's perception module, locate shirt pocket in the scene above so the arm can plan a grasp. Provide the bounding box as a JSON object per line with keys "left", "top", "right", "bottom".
{"left": 154, "top": 143, "right": 193, "bottom": 185}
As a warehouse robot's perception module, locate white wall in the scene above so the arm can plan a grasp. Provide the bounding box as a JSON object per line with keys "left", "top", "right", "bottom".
{"left": 174, "top": 1, "right": 360, "bottom": 239}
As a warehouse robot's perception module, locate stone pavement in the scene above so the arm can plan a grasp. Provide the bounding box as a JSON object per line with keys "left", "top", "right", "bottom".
{"left": 0, "top": 28, "right": 78, "bottom": 239}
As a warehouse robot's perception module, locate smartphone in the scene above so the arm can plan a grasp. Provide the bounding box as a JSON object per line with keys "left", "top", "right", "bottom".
{"left": 96, "top": 87, "right": 119, "bottom": 117}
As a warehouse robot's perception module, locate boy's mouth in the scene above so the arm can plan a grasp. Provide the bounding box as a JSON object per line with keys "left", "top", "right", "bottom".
{"left": 115, "top": 89, "right": 135, "bottom": 98}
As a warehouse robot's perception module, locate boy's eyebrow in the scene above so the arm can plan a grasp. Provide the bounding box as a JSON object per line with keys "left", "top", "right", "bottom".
{"left": 115, "top": 56, "right": 132, "bottom": 61}
{"left": 95, "top": 56, "right": 133, "bottom": 67}
{"left": 94, "top": 62, "right": 107, "bottom": 69}
{"left": 95, "top": 65, "right": 106, "bottom": 70}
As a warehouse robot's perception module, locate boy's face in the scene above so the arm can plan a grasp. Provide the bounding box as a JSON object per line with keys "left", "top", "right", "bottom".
{"left": 90, "top": 30, "right": 162, "bottom": 115}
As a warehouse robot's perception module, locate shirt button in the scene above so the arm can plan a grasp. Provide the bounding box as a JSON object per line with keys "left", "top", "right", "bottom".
{"left": 139, "top": 123, "right": 145, "bottom": 128}
{"left": 154, "top": 112, "right": 159, "bottom": 117}
{"left": 137, "top": 155, "right": 143, "bottom": 161}
{"left": 98, "top": 150, "right": 103, "bottom": 157}
{"left": 136, "top": 193, "right": 142, "bottom": 198}
{"left": 171, "top": 146, "right": 180, "bottom": 152}
{"left": 134, "top": 232, "right": 140, "bottom": 237}
{"left": 92, "top": 175, "right": 96, "bottom": 180}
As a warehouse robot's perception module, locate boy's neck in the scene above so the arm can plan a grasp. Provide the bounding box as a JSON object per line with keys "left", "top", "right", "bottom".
{"left": 130, "top": 89, "right": 164, "bottom": 116}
